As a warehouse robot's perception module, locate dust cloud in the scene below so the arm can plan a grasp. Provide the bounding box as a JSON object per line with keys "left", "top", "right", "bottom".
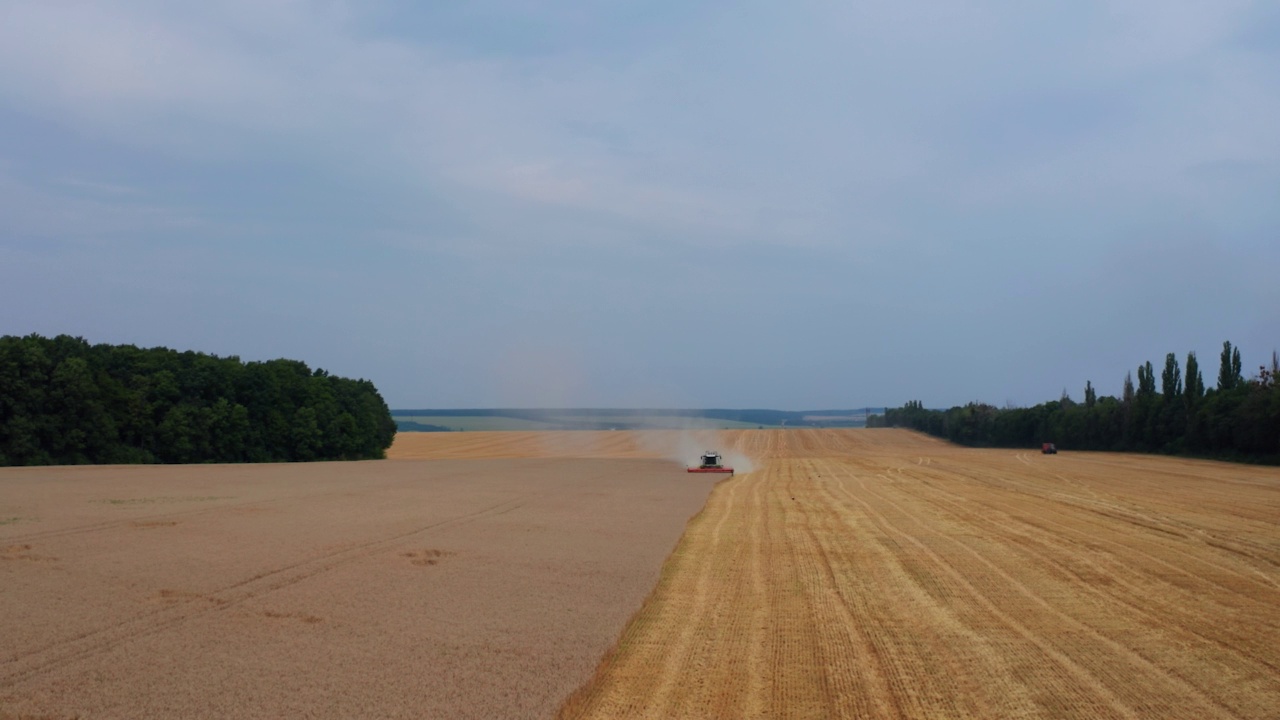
{"left": 484, "top": 343, "right": 757, "bottom": 472}
{"left": 637, "top": 425, "right": 756, "bottom": 475}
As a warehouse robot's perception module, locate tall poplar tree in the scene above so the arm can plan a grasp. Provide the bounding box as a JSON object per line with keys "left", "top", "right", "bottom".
{"left": 1137, "top": 362, "right": 1156, "bottom": 396}
{"left": 1219, "top": 341, "right": 1242, "bottom": 390}
{"left": 1161, "top": 353, "right": 1182, "bottom": 398}
{"left": 1184, "top": 352, "right": 1204, "bottom": 404}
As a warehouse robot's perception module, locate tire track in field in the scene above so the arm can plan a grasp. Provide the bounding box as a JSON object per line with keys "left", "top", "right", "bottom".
{"left": 990, "top": 461, "right": 1280, "bottom": 564}
{"left": 880, "top": 463, "right": 1280, "bottom": 717}
{"left": 0, "top": 496, "right": 528, "bottom": 688}
{"left": 836, "top": 470, "right": 1245, "bottom": 719}
{"left": 783, "top": 460, "right": 900, "bottom": 719}
{"left": 829, "top": 471, "right": 1147, "bottom": 719}
{"left": 916, "top": 460, "right": 1280, "bottom": 596}
{"left": 806, "top": 458, "right": 1052, "bottom": 718}
{"left": 763, "top": 460, "right": 830, "bottom": 718}
{"left": 712, "top": 462, "right": 763, "bottom": 718}
{"left": 1, "top": 468, "right": 483, "bottom": 545}
{"left": 873, "top": 450, "right": 1280, "bottom": 718}
{"left": 912, "top": 462, "right": 1272, "bottom": 597}
{"left": 1067, "top": 453, "right": 1280, "bottom": 489}
{"left": 828, "top": 440, "right": 1280, "bottom": 720}
{"left": 844, "top": 458, "right": 1146, "bottom": 712}
{"left": 742, "top": 463, "right": 770, "bottom": 718}
{"left": 3, "top": 497, "right": 256, "bottom": 543}
{"left": 894, "top": 471, "right": 1280, "bottom": 666}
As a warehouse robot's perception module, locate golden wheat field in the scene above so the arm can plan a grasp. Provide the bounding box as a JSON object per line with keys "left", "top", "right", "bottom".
{"left": 4, "top": 429, "right": 1279, "bottom": 719}
{"left": 0, "top": 454, "right": 717, "bottom": 719}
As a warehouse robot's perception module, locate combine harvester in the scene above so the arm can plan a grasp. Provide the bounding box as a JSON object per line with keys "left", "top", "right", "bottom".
{"left": 688, "top": 451, "right": 734, "bottom": 475}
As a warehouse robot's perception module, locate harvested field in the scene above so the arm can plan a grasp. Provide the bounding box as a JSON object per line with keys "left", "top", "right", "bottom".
{"left": 0, "top": 455, "right": 718, "bottom": 719}
{"left": 558, "top": 429, "right": 1280, "bottom": 720}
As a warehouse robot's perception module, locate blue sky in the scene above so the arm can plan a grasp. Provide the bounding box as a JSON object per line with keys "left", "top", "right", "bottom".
{"left": 1, "top": 1, "right": 1277, "bottom": 409}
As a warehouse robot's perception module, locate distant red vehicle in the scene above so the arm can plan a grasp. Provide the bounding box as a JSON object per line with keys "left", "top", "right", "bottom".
{"left": 1042, "top": 443, "right": 1058, "bottom": 454}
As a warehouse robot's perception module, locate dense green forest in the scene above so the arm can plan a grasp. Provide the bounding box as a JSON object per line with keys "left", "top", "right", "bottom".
{"left": 0, "top": 334, "right": 397, "bottom": 465}
{"left": 869, "top": 342, "right": 1280, "bottom": 463}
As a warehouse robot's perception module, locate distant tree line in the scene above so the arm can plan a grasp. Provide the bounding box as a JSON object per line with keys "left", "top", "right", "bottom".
{"left": 0, "top": 334, "right": 397, "bottom": 465}
{"left": 868, "top": 342, "right": 1280, "bottom": 463}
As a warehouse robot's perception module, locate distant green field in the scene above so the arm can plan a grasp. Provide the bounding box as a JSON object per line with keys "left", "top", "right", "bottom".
{"left": 539, "top": 414, "right": 779, "bottom": 430}
{"left": 393, "top": 416, "right": 553, "bottom": 431}
{"left": 391, "top": 408, "right": 877, "bottom": 432}
{"left": 392, "top": 414, "right": 786, "bottom": 431}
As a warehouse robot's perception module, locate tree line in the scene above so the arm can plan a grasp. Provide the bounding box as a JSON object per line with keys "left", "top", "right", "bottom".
{"left": 868, "top": 341, "right": 1280, "bottom": 463}
{"left": 0, "top": 334, "right": 397, "bottom": 465}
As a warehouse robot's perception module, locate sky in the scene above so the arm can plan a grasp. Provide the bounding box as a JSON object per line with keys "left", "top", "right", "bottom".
{"left": 1, "top": 1, "right": 1277, "bottom": 410}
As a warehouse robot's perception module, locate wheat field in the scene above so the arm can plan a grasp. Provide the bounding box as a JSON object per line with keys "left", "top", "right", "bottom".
{"left": 0, "top": 455, "right": 715, "bottom": 719}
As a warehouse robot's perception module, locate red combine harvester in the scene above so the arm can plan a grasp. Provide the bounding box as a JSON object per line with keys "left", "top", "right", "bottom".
{"left": 688, "top": 451, "right": 734, "bottom": 474}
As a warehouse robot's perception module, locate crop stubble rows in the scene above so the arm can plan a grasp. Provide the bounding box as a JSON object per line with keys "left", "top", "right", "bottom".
{"left": 558, "top": 429, "right": 1280, "bottom": 720}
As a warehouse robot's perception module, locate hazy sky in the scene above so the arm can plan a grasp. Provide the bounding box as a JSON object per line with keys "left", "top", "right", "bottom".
{"left": 2, "top": 1, "right": 1277, "bottom": 409}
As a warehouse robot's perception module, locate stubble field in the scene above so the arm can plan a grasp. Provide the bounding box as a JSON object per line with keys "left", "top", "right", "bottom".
{"left": 552, "top": 429, "right": 1280, "bottom": 719}
{"left": 4, "top": 428, "right": 1279, "bottom": 719}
